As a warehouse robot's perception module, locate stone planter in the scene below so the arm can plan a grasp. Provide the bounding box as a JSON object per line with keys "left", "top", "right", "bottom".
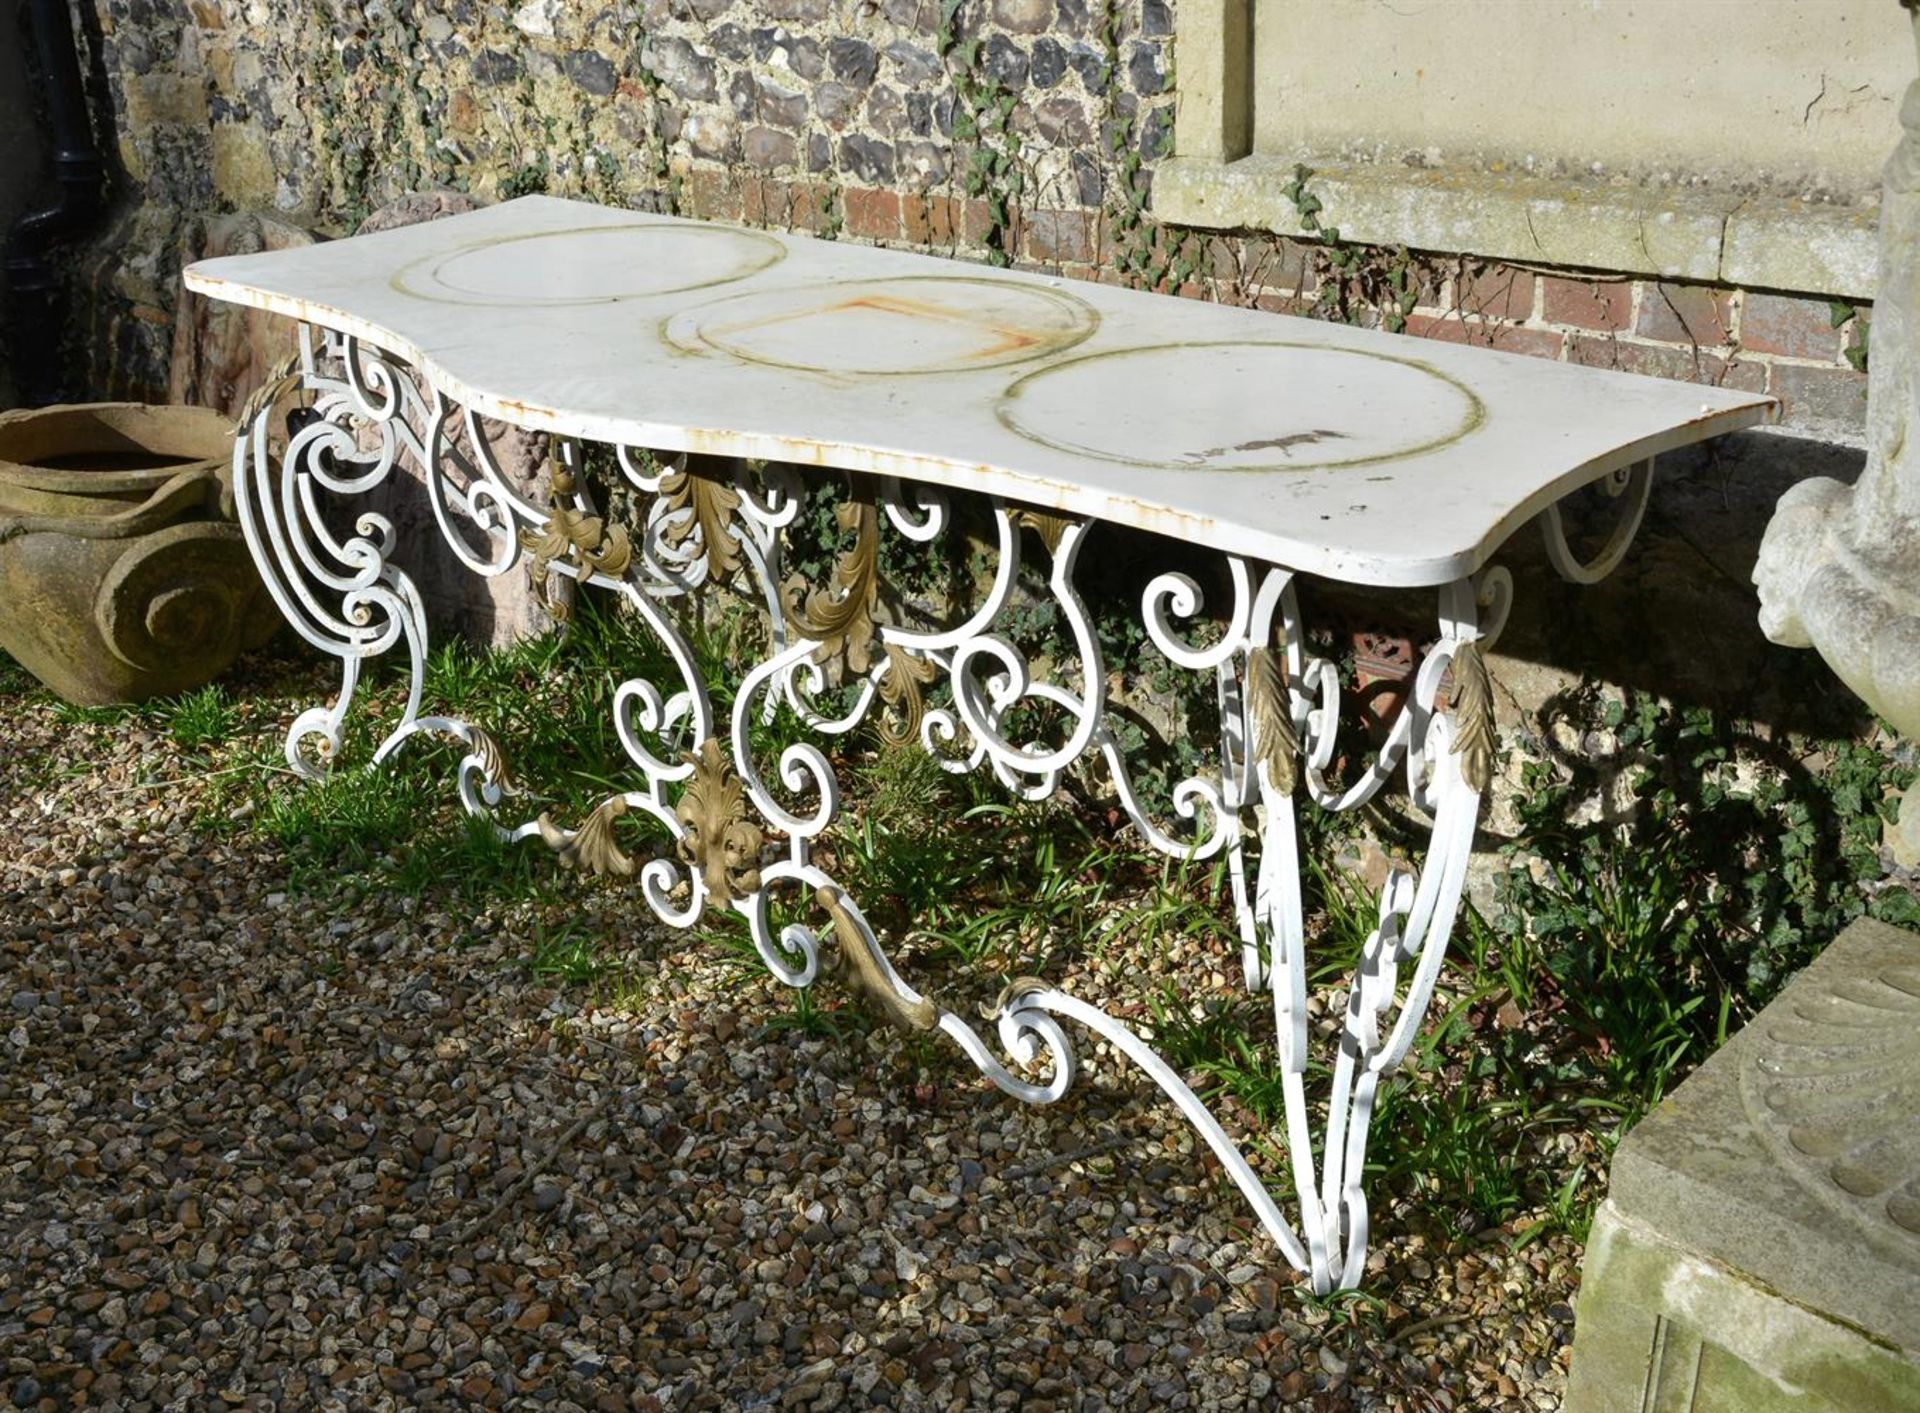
{"left": 0, "top": 402, "right": 278, "bottom": 705}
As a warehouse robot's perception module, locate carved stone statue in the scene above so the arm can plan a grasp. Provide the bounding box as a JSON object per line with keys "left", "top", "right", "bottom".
{"left": 1756, "top": 4, "right": 1920, "bottom": 865}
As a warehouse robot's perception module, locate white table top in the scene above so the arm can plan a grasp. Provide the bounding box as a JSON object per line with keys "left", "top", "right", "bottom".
{"left": 184, "top": 195, "right": 1775, "bottom": 587}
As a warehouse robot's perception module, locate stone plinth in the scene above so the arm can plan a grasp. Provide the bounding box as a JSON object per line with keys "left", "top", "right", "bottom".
{"left": 1566, "top": 917, "right": 1920, "bottom": 1412}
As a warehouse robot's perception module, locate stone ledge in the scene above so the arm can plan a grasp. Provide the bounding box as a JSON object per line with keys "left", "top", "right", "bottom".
{"left": 1157, "top": 155, "right": 1878, "bottom": 300}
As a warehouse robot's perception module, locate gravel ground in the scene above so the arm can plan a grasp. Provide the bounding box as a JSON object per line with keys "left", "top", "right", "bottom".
{"left": 0, "top": 668, "right": 1579, "bottom": 1411}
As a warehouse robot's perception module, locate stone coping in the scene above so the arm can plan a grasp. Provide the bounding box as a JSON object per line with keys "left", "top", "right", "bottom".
{"left": 1156, "top": 156, "right": 1879, "bottom": 301}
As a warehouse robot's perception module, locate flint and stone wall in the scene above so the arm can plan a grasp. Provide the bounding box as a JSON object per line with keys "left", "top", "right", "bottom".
{"left": 45, "top": 0, "right": 1875, "bottom": 447}
{"left": 10, "top": 5, "right": 1899, "bottom": 838}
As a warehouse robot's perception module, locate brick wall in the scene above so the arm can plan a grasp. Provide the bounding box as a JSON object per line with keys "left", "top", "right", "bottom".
{"left": 57, "top": 0, "right": 1869, "bottom": 443}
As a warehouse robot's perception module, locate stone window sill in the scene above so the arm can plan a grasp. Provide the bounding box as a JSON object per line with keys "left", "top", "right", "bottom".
{"left": 1155, "top": 155, "right": 1878, "bottom": 301}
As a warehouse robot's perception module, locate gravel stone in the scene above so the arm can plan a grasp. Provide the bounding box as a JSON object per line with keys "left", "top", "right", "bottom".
{"left": 0, "top": 654, "right": 1582, "bottom": 1409}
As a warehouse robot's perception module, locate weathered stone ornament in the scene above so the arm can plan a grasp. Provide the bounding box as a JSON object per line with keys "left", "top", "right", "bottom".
{"left": 1566, "top": 919, "right": 1920, "bottom": 1412}
{"left": 1744, "top": 949, "right": 1920, "bottom": 1244}
{"left": 1756, "top": 9, "right": 1920, "bottom": 865}
{"left": 0, "top": 402, "right": 279, "bottom": 705}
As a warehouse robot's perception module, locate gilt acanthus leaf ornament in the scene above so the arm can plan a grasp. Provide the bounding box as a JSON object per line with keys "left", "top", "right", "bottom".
{"left": 1245, "top": 646, "right": 1298, "bottom": 796}
{"left": 876, "top": 642, "right": 940, "bottom": 747}
{"left": 1012, "top": 507, "right": 1075, "bottom": 557}
{"left": 519, "top": 464, "right": 633, "bottom": 621}
{"left": 658, "top": 465, "right": 744, "bottom": 580}
{"left": 537, "top": 795, "right": 635, "bottom": 877}
{"left": 676, "top": 738, "right": 764, "bottom": 910}
{"left": 819, "top": 884, "right": 940, "bottom": 1032}
{"left": 463, "top": 725, "right": 521, "bottom": 797}
{"left": 785, "top": 483, "right": 882, "bottom": 672}
{"left": 1447, "top": 640, "right": 1497, "bottom": 793}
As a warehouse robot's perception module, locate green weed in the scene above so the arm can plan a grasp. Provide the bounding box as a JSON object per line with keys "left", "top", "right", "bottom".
{"left": 0, "top": 650, "right": 36, "bottom": 696}
{"left": 525, "top": 919, "right": 608, "bottom": 986}
{"left": 160, "top": 684, "right": 239, "bottom": 751}
{"left": 47, "top": 698, "right": 144, "bottom": 727}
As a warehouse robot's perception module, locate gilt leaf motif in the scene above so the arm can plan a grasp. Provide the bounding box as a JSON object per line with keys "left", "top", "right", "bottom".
{"left": 1448, "top": 640, "right": 1498, "bottom": 793}
{"left": 519, "top": 461, "right": 633, "bottom": 620}
{"left": 659, "top": 465, "right": 743, "bottom": 580}
{"left": 464, "top": 725, "right": 520, "bottom": 797}
{"left": 819, "top": 884, "right": 940, "bottom": 1032}
{"left": 537, "top": 796, "right": 635, "bottom": 877}
{"left": 876, "top": 642, "right": 940, "bottom": 747}
{"left": 1245, "top": 646, "right": 1298, "bottom": 796}
{"left": 676, "top": 738, "right": 763, "bottom": 910}
{"left": 785, "top": 483, "right": 883, "bottom": 673}
{"left": 1012, "top": 507, "right": 1076, "bottom": 557}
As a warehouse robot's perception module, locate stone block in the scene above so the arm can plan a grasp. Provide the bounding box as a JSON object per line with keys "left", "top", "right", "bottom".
{"left": 884, "top": 42, "right": 941, "bottom": 85}
{"left": 1451, "top": 266, "right": 1535, "bottom": 324}
{"left": 1723, "top": 200, "right": 1880, "bottom": 304}
{"left": 1769, "top": 360, "right": 1869, "bottom": 443}
{"left": 827, "top": 37, "right": 878, "bottom": 88}
{"left": 1024, "top": 208, "right": 1093, "bottom": 265}
{"left": 1634, "top": 280, "right": 1734, "bottom": 347}
{"left": 648, "top": 36, "right": 716, "bottom": 103}
{"left": 1566, "top": 917, "right": 1920, "bottom": 1411}
{"left": 1565, "top": 333, "right": 1765, "bottom": 393}
{"left": 983, "top": 35, "right": 1029, "bottom": 89}
{"left": 742, "top": 125, "right": 796, "bottom": 171}
{"left": 865, "top": 84, "right": 908, "bottom": 138}
{"left": 991, "top": 0, "right": 1053, "bottom": 33}
{"left": 563, "top": 49, "right": 616, "bottom": 96}
{"left": 755, "top": 78, "right": 808, "bottom": 130}
{"left": 1010, "top": 93, "right": 1080, "bottom": 149}
{"left": 1403, "top": 313, "right": 1565, "bottom": 361}
{"left": 839, "top": 134, "right": 895, "bottom": 185}
{"left": 209, "top": 122, "right": 277, "bottom": 209}
{"left": 903, "top": 193, "right": 960, "bottom": 245}
{"left": 168, "top": 211, "right": 319, "bottom": 418}
{"left": 843, "top": 186, "right": 902, "bottom": 241}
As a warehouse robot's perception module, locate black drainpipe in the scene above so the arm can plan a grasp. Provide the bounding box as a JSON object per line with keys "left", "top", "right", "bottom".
{"left": 5, "top": 0, "right": 107, "bottom": 406}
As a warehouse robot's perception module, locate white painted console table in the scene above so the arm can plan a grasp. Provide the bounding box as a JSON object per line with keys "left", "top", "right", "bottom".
{"left": 185, "top": 195, "right": 1774, "bottom": 1294}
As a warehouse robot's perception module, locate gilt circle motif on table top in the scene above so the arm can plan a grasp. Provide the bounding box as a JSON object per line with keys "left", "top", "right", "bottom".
{"left": 664, "top": 277, "right": 1099, "bottom": 375}
{"left": 391, "top": 225, "right": 787, "bottom": 307}
{"left": 995, "top": 342, "right": 1486, "bottom": 472}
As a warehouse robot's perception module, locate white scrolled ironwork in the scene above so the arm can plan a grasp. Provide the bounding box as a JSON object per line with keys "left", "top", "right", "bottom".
{"left": 231, "top": 321, "right": 1646, "bottom": 1296}
{"left": 1541, "top": 456, "right": 1654, "bottom": 584}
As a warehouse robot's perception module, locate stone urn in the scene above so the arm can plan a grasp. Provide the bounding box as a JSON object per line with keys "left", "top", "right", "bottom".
{"left": 0, "top": 402, "right": 279, "bottom": 705}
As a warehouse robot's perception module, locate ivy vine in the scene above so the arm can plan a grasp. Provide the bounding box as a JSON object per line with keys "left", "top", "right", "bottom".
{"left": 1282, "top": 164, "right": 1424, "bottom": 332}
{"left": 938, "top": 0, "right": 1023, "bottom": 266}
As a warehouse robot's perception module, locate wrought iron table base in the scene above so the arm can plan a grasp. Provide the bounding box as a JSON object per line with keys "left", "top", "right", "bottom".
{"left": 235, "top": 324, "right": 1648, "bottom": 1296}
